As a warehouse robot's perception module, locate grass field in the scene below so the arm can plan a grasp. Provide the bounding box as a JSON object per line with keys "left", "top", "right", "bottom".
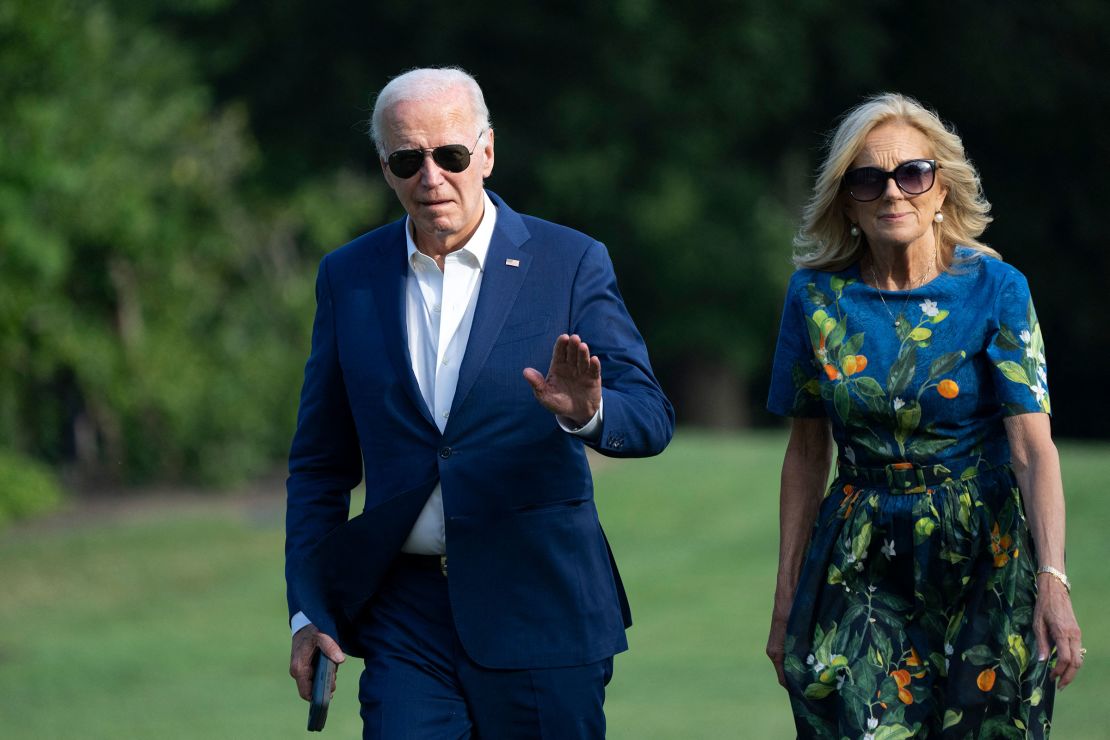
{"left": 1, "top": 431, "right": 1107, "bottom": 738}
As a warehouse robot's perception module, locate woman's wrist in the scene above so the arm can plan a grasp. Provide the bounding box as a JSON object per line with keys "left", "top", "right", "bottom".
{"left": 1037, "top": 565, "right": 1071, "bottom": 594}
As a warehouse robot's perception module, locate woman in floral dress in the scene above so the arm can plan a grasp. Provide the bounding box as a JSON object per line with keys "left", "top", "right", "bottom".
{"left": 765, "top": 94, "right": 1083, "bottom": 738}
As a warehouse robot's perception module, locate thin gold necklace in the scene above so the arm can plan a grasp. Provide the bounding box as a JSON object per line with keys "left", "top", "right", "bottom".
{"left": 868, "top": 244, "right": 938, "bottom": 329}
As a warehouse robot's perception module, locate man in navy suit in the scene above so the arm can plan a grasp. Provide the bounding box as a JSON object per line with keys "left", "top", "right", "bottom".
{"left": 285, "top": 66, "right": 674, "bottom": 738}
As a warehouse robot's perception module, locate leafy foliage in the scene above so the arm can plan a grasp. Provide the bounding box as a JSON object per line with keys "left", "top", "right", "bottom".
{"left": 0, "top": 1, "right": 382, "bottom": 484}
{"left": 0, "top": 449, "right": 64, "bottom": 525}
{"left": 2, "top": 0, "right": 1108, "bottom": 488}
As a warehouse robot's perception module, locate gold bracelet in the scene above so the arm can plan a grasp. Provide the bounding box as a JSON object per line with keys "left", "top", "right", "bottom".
{"left": 1037, "top": 565, "right": 1071, "bottom": 594}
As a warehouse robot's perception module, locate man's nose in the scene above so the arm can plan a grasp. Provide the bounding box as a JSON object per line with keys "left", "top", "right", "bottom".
{"left": 418, "top": 153, "right": 446, "bottom": 185}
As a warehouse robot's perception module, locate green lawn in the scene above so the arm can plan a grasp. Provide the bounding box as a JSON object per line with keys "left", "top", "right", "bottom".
{"left": 1, "top": 431, "right": 1107, "bottom": 738}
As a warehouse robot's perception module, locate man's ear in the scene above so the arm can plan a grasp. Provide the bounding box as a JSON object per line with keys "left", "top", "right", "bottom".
{"left": 481, "top": 129, "right": 495, "bottom": 178}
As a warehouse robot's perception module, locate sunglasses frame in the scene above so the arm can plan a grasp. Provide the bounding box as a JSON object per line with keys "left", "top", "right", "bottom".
{"left": 386, "top": 130, "right": 486, "bottom": 179}
{"left": 842, "top": 159, "right": 939, "bottom": 202}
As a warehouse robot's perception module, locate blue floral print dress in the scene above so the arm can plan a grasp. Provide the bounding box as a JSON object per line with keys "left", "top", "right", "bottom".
{"left": 767, "top": 247, "right": 1056, "bottom": 739}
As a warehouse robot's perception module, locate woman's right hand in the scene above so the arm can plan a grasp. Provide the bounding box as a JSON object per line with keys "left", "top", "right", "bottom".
{"left": 767, "top": 590, "right": 794, "bottom": 688}
{"left": 769, "top": 418, "right": 832, "bottom": 691}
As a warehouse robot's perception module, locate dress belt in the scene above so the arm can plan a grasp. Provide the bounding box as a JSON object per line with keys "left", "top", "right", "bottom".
{"left": 837, "top": 455, "right": 1003, "bottom": 493}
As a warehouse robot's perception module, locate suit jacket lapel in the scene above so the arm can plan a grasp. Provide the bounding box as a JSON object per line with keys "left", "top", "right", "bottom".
{"left": 367, "top": 221, "right": 437, "bottom": 428}
{"left": 450, "top": 194, "right": 532, "bottom": 416}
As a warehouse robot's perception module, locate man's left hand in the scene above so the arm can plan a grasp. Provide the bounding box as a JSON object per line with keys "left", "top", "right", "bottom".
{"left": 523, "top": 334, "right": 601, "bottom": 426}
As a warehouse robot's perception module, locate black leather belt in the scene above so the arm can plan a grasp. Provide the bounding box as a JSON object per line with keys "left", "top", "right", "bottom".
{"left": 396, "top": 552, "right": 448, "bottom": 577}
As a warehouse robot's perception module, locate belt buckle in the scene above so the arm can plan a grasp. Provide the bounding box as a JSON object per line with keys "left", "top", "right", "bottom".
{"left": 439, "top": 555, "right": 448, "bottom": 578}
{"left": 885, "top": 462, "right": 926, "bottom": 492}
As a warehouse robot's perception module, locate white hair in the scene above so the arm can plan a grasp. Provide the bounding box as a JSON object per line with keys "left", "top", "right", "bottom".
{"left": 369, "top": 67, "right": 492, "bottom": 156}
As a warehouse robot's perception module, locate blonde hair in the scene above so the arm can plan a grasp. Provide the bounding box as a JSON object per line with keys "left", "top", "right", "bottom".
{"left": 794, "top": 93, "right": 997, "bottom": 271}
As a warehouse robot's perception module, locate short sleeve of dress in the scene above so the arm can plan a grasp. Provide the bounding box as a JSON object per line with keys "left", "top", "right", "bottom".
{"left": 767, "top": 272, "right": 826, "bottom": 418}
{"left": 986, "top": 269, "right": 1051, "bottom": 416}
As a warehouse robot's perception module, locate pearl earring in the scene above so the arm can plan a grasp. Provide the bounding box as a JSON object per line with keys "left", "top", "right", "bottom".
{"left": 850, "top": 224, "right": 860, "bottom": 237}
{"left": 934, "top": 212, "right": 944, "bottom": 223}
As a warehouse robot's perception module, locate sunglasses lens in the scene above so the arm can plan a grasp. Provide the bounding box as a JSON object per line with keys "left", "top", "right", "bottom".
{"left": 844, "top": 160, "right": 936, "bottom": 201}
{"left": 388, "top": 150, "right": 423, "bottom": 178}
{"left": 432, "top": 145, "right": 471, "bottom": 173}
{"left": 387, "top": 144, "right": 474, "bottom": 178}
{"left": 895, "top": 160, "right": 935, "bottom": 194}
{"left": 844, "top": 168, "right": 885, "bottom": 202}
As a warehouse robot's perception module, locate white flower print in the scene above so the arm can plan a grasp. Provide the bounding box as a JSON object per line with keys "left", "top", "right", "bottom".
{"left": 919, "top": 299, "right": 939, "bottom": 317}
{"left": 868, "top": 717, "right": 879, "bottom": 730}
{"left": 1020, "top": 329, "right": 1032, "bottom": 343}
{"left": 893, "top": 397, "right": 905, "bottom": 411}
{"left": 1032, "top": 384, "right": 1046, "bottom": 402}
{"left": 881, "top": 539, "right": 896, "bottom": 559}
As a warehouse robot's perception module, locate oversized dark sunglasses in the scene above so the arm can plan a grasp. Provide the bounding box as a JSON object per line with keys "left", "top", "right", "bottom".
{"left": 842, "top": 159, "right": 938, "bottom": 202}
{"left": 386, "top": 131, "right": 485, "bottom": 179}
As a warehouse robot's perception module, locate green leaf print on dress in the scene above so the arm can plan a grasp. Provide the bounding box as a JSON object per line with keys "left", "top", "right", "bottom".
{"left": 798, "top": 281, "right": 965, "bottom": 459}
{"left": 767, "top": 254, "right": 1058, "bottom": 738}
{"left": 995, "top": 299, "right": 1051, "bottom": 415}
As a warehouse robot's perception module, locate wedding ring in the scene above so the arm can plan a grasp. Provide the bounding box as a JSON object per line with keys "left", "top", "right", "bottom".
{"left": 1080, "top": 647, "right": 1088, "bottom": 658}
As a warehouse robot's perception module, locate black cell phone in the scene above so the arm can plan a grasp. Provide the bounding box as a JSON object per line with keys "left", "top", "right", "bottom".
{"left": 307, "top": 649, "right": 337, "bottom": 732}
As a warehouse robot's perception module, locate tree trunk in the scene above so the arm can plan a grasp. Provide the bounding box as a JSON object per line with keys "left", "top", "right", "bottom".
{"left": 672, "top": 359, "right": 749, "bottom": 429}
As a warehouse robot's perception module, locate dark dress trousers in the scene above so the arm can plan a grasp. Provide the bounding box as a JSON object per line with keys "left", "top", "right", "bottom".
{"left": 285, "top": 190, "right": 674, "bottom": 671}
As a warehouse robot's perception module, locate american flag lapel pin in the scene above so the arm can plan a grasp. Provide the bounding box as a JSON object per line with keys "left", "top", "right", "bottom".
{"left": 505, "top": 258, "right": 520, "bottom": 268}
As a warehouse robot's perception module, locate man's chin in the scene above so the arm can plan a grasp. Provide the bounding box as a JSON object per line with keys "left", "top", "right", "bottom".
{"left": 412, "top": 217, "right": 459, "bottom": 242}
{"left": 415, "top": 205, "right": 455, "bottom": 224}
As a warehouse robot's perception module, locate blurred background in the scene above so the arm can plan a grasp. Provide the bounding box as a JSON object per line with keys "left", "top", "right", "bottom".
{"left": 1, "top": 0, "right": 1108, "bottom": 737}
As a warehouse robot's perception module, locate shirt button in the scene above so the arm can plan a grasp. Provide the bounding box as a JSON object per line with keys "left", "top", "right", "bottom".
{"left": 432, "top": 304, "right": 441, "bottom": 313}
{"left": 442, "top": 412, "right": 450, "bottom": 419}
{"left": 441, "top": 358, "right": 449, "bottom": 366}
{"left": 439, "top": 447, "right": 452, "bottom": 459}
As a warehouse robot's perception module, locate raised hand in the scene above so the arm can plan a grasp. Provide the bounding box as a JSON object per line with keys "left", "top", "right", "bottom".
{"left": 523, "top": 334, "right": 602, "bottom": 427}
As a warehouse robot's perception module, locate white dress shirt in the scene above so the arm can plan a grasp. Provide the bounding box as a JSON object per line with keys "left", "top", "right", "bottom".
{"left": 291, "top": 192, "right": 601, "bottom": 634}
{"left": 400, "top": 192, "right": 498, "bottom": 554}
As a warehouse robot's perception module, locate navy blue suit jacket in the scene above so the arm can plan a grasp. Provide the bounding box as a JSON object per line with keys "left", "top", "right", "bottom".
{"left": 285, "top": 191, "right": 674, "bottom": 670}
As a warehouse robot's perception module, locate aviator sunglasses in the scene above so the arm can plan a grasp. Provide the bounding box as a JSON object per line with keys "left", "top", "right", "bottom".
{"left": 842, "top": 159, "right": 938, "bottom": 202}
{"left": 386, "top": 131, "right": 486, "bottom": 179}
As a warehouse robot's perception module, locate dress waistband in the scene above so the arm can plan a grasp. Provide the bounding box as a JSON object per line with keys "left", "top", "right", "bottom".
{"left": 837, "top": 456, "right": 1005, "bottom": 493}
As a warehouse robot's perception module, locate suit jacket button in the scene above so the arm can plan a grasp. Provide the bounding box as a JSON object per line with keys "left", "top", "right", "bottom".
{"left": 439, "top": 447, "right": 452, "bottom": 459}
